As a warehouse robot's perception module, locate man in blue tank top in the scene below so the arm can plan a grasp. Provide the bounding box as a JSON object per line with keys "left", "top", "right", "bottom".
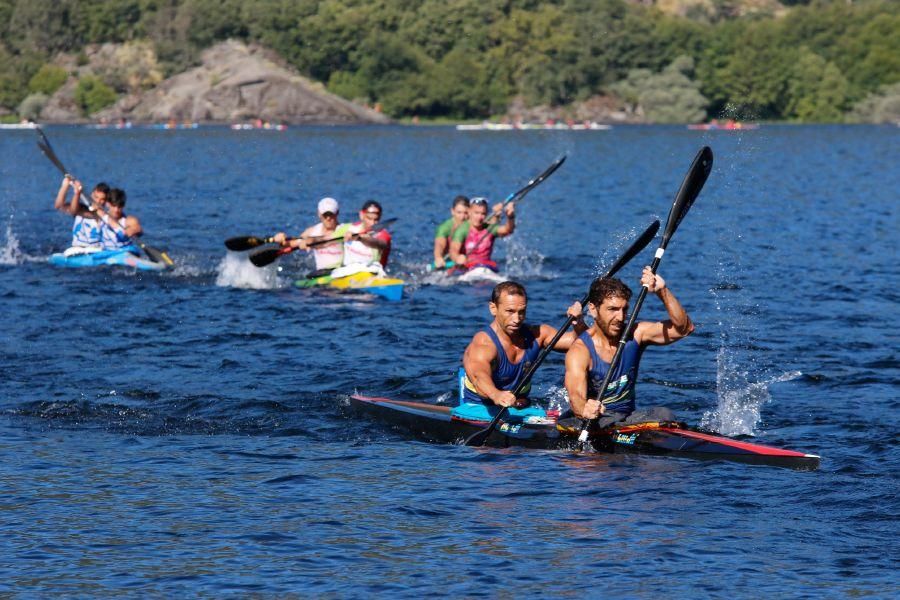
{"left": 564, "top": 268, "right": 694, "bottom": 428}
{"left": 461, "top": 281, "right": 587, "bottom": 410}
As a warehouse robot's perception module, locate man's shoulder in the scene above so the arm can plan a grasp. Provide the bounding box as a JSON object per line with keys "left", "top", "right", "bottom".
{"left": 451, "top": 221, "right": 471, "bottom": 242}
{"left": 435, "top": 218, "right": 453, "bottom": 237}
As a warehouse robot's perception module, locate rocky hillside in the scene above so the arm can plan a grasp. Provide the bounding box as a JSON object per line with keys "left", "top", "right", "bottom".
{"left": 43, "top": 40, "right": 389, "bottom": 125}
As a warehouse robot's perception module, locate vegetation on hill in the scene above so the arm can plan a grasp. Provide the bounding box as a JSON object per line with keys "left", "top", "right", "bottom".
{"left": 0, "top": 0, "right": 896, "bottom": 122}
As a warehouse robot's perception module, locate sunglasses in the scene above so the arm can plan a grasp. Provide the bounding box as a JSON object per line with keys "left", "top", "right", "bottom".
{"left": 470, "top": 197, "right": 489, "bottom": 207}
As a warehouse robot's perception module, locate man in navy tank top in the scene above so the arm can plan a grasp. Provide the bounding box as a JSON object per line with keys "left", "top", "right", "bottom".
{"left": 461, "top": 281, "right": 587, "bottom": 409}
{"left": 564, "top": 268, "right": 694, "bottom": 428}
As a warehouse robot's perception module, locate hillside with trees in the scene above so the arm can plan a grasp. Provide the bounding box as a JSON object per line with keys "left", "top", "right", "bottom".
{"left": 0, "top": 0, "right": 897, "bottom": 123}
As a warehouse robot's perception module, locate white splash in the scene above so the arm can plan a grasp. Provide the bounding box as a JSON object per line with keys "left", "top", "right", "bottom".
{"left": 0, "top": 222, "right": 22, "bottom": 265}
{"left": 215, "top": 252, "right": 281, "bottom": 289}
{"left": 701, "top": 347, "right": 802, "bottom": 436}
{"left": 503, "top": 237, "right": 545, "bottom": 278}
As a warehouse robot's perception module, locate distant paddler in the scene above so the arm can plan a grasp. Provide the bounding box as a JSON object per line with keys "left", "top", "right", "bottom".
{"left": 96, "top": 187, "right": 143, "bottom": 251}
{"left": 273, "top": 197, "right": 349, "bottom": 277}
{"left": 460, "top": 281, "right": 585, "bottom": 414}
{"left": 447, "top": 197, "right": 514, "bottom": 274}
{"left": 431, "top": 195, "right": 469, "bottom": 270}
{"left": 340, "top": 200, "right": 392, "bottom": 271}
{"left": 53, "top": 176, "right": 109, "bottom": 255}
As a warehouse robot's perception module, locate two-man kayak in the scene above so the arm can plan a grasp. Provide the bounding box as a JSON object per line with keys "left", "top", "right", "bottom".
{"left": 349, "top": 395, "right": 821, "bottom": 470}
{"left": 48, "top": 247, "right": 170, "bottom": 272}
{"left": 294, "top": 264, "right": 404, "bottom": 301}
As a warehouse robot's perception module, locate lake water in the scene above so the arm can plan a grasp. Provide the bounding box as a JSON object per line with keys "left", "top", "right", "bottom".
{"left": 0, "top": 124, "right": 897, "bottom": 596}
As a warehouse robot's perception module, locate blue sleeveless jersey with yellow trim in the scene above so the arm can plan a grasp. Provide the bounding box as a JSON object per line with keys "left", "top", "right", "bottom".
{"left": 461, "top": 325, "right": 541, "bottom": 405}
{"left": 580, "top": 330, "right": 644, "bottom": 415}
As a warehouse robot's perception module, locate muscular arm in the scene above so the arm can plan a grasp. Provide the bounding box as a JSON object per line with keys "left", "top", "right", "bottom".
{"left": 433, "top": 236, "right": 448, "bottom": 265}
{"left": 565, "top": 341, "right": 594, "bottom": 419}
{"left": 54, "top": 178, "right": 71, "bottom": 212}
{"left": 495, "top": 205, "right": 516, "bottom": 238}
{"left": 534, "top": 302, "right": 587, "bottom": 352}
{"left": 124, "top": 215, "right": 142, "bottom": 238}
{"left": 633, "top": 282, "right": 694, "bottom": 346}
{"left": 463, "top": 333, "right": 516, "bottom": 407}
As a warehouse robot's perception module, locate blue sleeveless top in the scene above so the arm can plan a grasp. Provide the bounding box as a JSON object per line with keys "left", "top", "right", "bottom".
{"left": 462, "top": 325, "right": 541, "bottom": 405}
{"left": 580, "top": 330, "right": 644, "bottom": 415}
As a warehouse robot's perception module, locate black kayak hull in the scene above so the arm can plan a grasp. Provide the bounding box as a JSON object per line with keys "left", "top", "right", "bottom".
{"left": 349, "top": 395, "right": 820, "bottom": 470}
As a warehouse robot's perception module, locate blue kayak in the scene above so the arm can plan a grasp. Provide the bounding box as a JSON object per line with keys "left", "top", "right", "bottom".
{"left": 49, "top": 247, "right": 170, "bottom": 272}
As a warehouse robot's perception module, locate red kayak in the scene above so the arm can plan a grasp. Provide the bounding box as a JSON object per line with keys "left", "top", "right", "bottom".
{"left": 350, "top": 395, "right": 820, "bottom": 470}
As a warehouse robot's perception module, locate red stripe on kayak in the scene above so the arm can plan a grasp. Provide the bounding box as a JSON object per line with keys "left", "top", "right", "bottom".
{"left": 654, "top": 427, "right": 811, "bottom": 457}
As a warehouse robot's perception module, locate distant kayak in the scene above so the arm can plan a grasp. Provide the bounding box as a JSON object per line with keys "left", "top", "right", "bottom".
{"left": 454, "top": 265, "right": 506, "bottom": 284}
{"left": 457, "top": 122, "right": 611, "bottom": 131}
{"left": 350, "top": 395, "right": 821, "bottom": 470}
{"left": 688, "top": 120, "right": 759, "bottom": 131}
{"left": 48, "top": 247, "right": 170, "bottom": 272}
{"left": 294, "top": 265, "right": 404, "bottom": 301}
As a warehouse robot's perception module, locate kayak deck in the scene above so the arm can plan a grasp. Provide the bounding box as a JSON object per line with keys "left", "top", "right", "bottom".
{"left": 349, "top": 395, "right": 820, "bottom": 470}
{"left": 48, "top": 249, "right": 169, "bottom": 272}
{"left": 294, "top": 271, "right": 404, "bottom": 301}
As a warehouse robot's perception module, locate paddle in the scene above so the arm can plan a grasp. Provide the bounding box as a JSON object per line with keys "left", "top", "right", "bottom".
{"left": 485, "top": 154, "right": 567, "bottom": 225}
{"left": 249, "top": 218, "right": 398, "bottom": 268}
{"left": 225, "top": 236, "right": 281, "bottom": 251}
{"left": 36, "top": 128, "right": 174, "bottom": 267}
{"left": 576, "top": 146, "right": 714, "bottom": 446}
{"left": 463, "top": 219, "right": 662, "bottom": 447}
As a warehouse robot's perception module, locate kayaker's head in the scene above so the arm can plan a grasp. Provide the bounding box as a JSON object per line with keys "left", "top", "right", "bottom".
{"left": 469, "top": 197, "right": 489, "bottom": 228}
{"left": 588, "top": 277, "right": 632, "bottom": 340}
{"left": 92, "top": 182, "right": 110, "bottom": 208}
{"left": 106, "top": 188, "right": 126, "bottom": 219}
{"left": 451, "top": 195, "right": 469, "bottom": 224}
{"left": 490, "top": 281, "right": 527, "bottom": 336}
{"left": 317, "top": 197, "right": 339, "bottom": 228}
{"left": 359, "top": 200, "right": 382, "bottom": 230}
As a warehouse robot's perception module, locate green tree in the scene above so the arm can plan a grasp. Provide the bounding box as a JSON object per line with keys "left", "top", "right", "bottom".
{"left": 17, "top": 92, "right": 47, "bottom": 120}
{"left": 785, "top": 48, "right": 849, "bottom": 121}
{"left": 28, "top": 64, "right": 68, "bottom": 95}
{"left": 847, "top": 82, "right": 900, "bottom": 124}
{"left": 612, "top": 55, "right": 708, "bottom": 123}
{"left": 74, "top": 75, "right": 117, "bottom": 115}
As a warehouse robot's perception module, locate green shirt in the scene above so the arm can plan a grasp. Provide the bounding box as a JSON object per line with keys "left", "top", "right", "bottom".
{"left": 434, "top": 217, "right": 460, "bottom": 241}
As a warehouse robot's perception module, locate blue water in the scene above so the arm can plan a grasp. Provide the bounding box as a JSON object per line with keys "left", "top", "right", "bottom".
{"left": 0, "top": 125, "right": 897, "bottom": 596}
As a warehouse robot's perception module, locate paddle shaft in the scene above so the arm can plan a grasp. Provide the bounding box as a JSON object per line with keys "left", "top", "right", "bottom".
{"left": 576, "top": 147, "right": 713, "bottom": 443}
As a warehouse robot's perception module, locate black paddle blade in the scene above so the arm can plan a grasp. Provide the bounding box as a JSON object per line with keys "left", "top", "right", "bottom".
{"left": 603, "top": 220, "right": 660, "bottom": 279}
{"left": 37, "top": 140, "right": 70, "bottom": 176}
{"left": 510, "top": 154, "right": 567, "bottom": 203}
{"left": 463, "top": 424, "right": 495, "bottom": 447}
{"left": 249, "top": 247, "right": 282, "bottom": 267}
{"left": 661, "top": 146, "right": 713, "bottom": 246}
{"left": 225, "top": 236, "right": 269, "bottom": 251}
{"left": 140, "top": 243, "right": 175, "bottom": 267}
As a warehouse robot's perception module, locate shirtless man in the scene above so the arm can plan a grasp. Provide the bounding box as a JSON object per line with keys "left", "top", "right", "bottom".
{"left": 564, "top": 269, "right": 694, "bottom": 427}
{"left": 461, "top": 281, "right": 585, "bottom": 409}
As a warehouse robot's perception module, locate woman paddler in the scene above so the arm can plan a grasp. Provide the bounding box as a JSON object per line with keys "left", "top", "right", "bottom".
{"left": 447, "top": 196, "right": 515, "bottom": 273}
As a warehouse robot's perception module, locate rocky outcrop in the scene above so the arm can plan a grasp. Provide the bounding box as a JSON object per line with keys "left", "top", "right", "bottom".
{"left": 95, "top": 40, "right": 389, "bottom": 125}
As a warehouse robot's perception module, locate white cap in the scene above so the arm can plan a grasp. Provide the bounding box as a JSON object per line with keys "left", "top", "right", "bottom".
{"left": 317, "top": 197, "right": 339, "bottom": 214}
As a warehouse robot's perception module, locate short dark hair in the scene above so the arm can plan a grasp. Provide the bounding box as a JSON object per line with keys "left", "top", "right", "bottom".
{"left": 588, "top": 277, "right": 632, "bottom": 306}
{"left": 491, "top": 281, "right": 527, "bottom": 305}
{"left": 361, "top": 200, "right": 382, "bottom": 213}
{"left": 94, "top": 182, "right": 110, "bottom": 195}
{"left": 452, "top": 195, "right": 469, "bottom": 209}
{"left": 107, "top": 187, "right": 127, "bottom": 208}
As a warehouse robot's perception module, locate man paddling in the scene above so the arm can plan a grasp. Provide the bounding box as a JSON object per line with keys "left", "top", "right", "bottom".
{"left": 461, "top": 281, "right": 586, "bottom": 410}
{"left": 273, "top": 197, "right": 349, "bottom": 277}
{"left": 564, "top": 269, "right": 694, "bottom": 427}
{"left": 342, "top": 200, "right": 391, "bottom": 269}
{"left": 96, "top": 188, "right": 143, "bottom": 250}
{"left": 448, "top": 197, "right": 514, "bottom": 273}
{"left": 53, "top": 177, "right": 109, "bottom": 253}
{"left": 432, "top": 195, "right": 468, "bottom": 269}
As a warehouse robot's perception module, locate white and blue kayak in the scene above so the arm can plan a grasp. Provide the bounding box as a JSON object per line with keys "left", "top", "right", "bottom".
{"left": 49, "top": 246, "right": 170, "bottom": 272}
